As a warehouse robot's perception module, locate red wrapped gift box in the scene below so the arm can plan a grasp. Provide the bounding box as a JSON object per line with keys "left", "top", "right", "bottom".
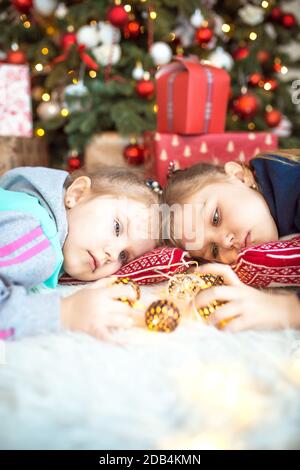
{"left": 156, "top": 57, "right": 230, "bottom": 134}
{"left": 144, "top": 131, "right": 278, "bottom": 186}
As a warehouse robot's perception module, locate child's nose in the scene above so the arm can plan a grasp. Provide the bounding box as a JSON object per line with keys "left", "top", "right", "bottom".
{"left": 222, "top": 233, "right": 235, "bottom": 249}
{"left": 105, "top": 248, "right": 119, "bottom": 263}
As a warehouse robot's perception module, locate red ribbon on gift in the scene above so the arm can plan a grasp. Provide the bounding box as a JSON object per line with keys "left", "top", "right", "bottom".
{"left": 167, "top": 63, "right": 214, "bottom": 133}
{"left": 52, "top": 43, "right": 99, "bottom": 71}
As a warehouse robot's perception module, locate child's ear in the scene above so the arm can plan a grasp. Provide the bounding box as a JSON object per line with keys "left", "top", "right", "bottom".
{"left": 224, "top": 161, "right": 245, "bottom": 182}
{"left": 65, "top": 176, "right": 92, "bottom": 208}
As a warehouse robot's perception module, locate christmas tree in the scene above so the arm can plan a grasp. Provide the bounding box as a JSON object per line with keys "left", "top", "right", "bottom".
{"left": 1, "top": 0, "right": 299, "bottom": 168}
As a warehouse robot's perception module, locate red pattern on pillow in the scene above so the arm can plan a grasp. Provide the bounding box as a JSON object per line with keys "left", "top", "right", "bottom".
{"left": 115, "top": 246, "right": 191, "bottom": 285}
{"left": 232, "top": 235, "right": 300, "bottom": 288}
{"left": 59, "top": 247, "right": 190, "bottom": 286}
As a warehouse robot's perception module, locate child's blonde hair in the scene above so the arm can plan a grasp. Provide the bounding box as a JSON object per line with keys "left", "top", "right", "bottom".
{"left": 64, "top": 165, "right": 159, "bottom": 208}
{"left": 162, "top": 162, "right": 227, "bottom": 208}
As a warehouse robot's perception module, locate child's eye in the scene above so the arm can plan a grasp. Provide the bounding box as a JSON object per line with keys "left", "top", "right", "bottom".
{"left": 114, "top": 219, "right": 121, "bottom": 237}
{"left": 211, "top": 243, "right": 219, "bottom": 260}
{"left": 119, "top": 250, "right": 129, "bottom": 265}
{"left": 212, "top": 208, "right": 220, "bottom": 226}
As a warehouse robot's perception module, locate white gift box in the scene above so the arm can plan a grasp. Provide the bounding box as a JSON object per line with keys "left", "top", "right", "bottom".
{"left": 0, "top": 64, "right": 33, "bottom": 137}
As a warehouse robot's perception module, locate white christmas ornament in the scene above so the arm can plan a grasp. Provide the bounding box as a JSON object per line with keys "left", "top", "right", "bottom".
{"left": 208, "top": 47, "right": 234, "bottom": 71}
{"left": 174, "top": 15, "right": 195, "bottom": 48}
{"left": 37, "top": 101, "right": 61, "bottom": 120}
{"left": 55, "top": 2, "right": 68, "bottom": 19}
{"left": 238, "top": 5, "right": 264, "bottom": 26}
{"left": 98, "top": 22, "right": 121, "bottom": 45}
{"left": 33, "top": 0, "right": 57, "bottom": 16}
{"left": 190, "top": 9, "right": 204, "bottom": 28}
{"left": 132, "top": 63, "right": 144, "bottom": 81}
{"left": 92, "top": 44, "right": 121, "bottom": 66}
{"left": 150, "top": 42, "right": 172, "bottom": 66}
{"left": 77, "top": 25, "right": 99, "bottom": 49}
{"left": 64, "top": 82, "right": 89, "bottom": 97}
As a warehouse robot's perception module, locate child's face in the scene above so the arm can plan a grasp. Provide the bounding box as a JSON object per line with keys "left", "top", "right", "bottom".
{"left": 172, "top": 166, "right": 278, "bottom": 265}
{"left": 63, "top": 181, "right": 156, "bottom": 280}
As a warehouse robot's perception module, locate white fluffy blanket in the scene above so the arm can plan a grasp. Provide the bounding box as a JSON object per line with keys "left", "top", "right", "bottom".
{"left": 0, "top": 282, "right": 300, "bottom": 450}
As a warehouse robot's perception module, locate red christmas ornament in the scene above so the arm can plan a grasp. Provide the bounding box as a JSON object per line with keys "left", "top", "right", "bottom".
{"left": 281, "top": 13, "right": 297, "bottom": 29}
{"left": 123, "top": 21, "right": 141, "bottom": 39}
{"left": 233, "top": 93, "right": 259, "bottom": 119}
{"left": 248, "top": 72, "right": 262, "bottom": 87}
{"left": 68, "top": 156, "right": 82, "bottom": 171}
{"left": 269, "top": 7, "right": 282, "bottom": 22}
{"left": 7, "top": 49, "right": 27, "bottom": 64}
{"left": 195, "top": 27, "right": 213, "bottom": 45}
{"left": 107, "top": 5, "right": 129, "bottom": 28}
{"left": 135, "top": 79, "right": 155, "bottom": 99}
{"left": 257, "top": 50, "right": 271, "bottom": 64}
{"left": 265, "top": 109, "right": 282, "bottom": 128}
{"left": 232, "top": 46, "right": 249, "bottom": 61}
{"left": 61, "top": 33, "right": 77, "bottom": 51}
{"left": 273, "top": 62, "right": 282, "bottom": 73}
{"left": 11, "top": 0, "right": 32, "bottom": 14}
{"left": 123, "top": 144, "right": 144, "bottom": 165}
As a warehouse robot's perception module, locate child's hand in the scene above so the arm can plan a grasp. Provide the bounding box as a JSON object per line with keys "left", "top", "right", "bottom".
{"left": 194, "top": 263, "right": 300, "bottom": 332}
{"left": 60, "top": 276, "right": 144, "bottom": 340}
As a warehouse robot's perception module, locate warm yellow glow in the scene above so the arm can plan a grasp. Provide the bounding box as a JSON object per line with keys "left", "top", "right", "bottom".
{"left": 42, "top": 93, "right": 51, "bottom": 102}
{"left": 36, "top": 128, "right": 45, "bottom": 137}
{"left": 115, "top": 0, "right": 121, "bottom": 5}
{"left": 89, "top": 70, "right": 97, "bottom": 78}
{"left": 67, "top": 25, "right": 74, "bottom": 32}
{"left": 143, "top": 71, "right": 150, "bottom": 80}
{"left": 232, "top": 114, "right": 238, "bottom": 122}
{"left": 261, "top": 1, "right": 269, "bottom": 8}
{"left": 222, "top": 24, "right": 231, "bottom": 33}
{"left": 61, "top": 108, "right": 69, "bottom": 117}
{"left": 264, "top": 82, "right": 272, "bottom": 91}
{"left": 168, "top": 33, "right": 176, "bottom": 41}
{"left": 149, "top": 11, "right": 157, "bottom": 20}
{"left": 41, "top": 48, "right": 49, "bottom": 55}
{"left": 46, "top": 26, "right": 55, "bottom": 35}
{"left": 249, "top": 32, "right": 257, "bottom": 40}
{"left": 153, "top": 104, "right": 158, "bottom": 113}
{"left": 89, "top": 20, "right": 97, "bottom": 26}
{"left": 124, "top": 4, "right": 131, "bottom": 12}
{"left": 23, "top": 21, "right": 31, "bottom": 29}
{"left": 72, "top": 78, "right": 78, "bottom": 84}
{"left": 248, "top": 122, "right": 256, "bottom": 130}
{"left": 281, "top": 66, "right": 288, "bottom": 74}
{"left": 35, "top": 63, "right": 43, "bottom": 72}
{"left": 266, "top": 104, "right": 273, "bottom": 112}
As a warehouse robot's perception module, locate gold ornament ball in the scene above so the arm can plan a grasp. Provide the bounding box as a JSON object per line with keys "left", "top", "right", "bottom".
{"left": 113, "top": 277, "right": 141, "bottom": 306}
{"left": 168, "top": 273, "right": 223, "bottom": 300}
{"left": 145, "top": 299, "right": 180, "bottom": 333}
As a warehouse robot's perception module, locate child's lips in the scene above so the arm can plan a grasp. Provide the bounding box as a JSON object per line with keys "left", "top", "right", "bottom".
{"left": 88, "top": 251, "right": 100, "bottom": 272}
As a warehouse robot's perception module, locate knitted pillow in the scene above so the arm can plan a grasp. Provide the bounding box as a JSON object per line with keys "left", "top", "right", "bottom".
{"left": 232, "top": 235, "right": 300, "bottom": 288}
{"left": 59, "top": 246, "right": 191, "bottom": 286}
{"left": 115, "top": 246, "right": 191, "bottom": 285}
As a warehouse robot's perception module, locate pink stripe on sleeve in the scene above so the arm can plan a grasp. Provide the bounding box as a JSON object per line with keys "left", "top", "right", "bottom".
{"left": 0, "top": 328, "right": 14, "bottom": 340}
{"left": 0, "top": 226, "right": 43, "bottom": 257}
{"left": 0, "top": 239, "right": 51, "bottom": 267}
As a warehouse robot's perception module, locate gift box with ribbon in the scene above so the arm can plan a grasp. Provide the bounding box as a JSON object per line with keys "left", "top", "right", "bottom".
{"left": 156, "top": 57, "right": 230, "bottom": 135}
{"left": 143, "top": 131, "right": 278, "bottom": 186}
